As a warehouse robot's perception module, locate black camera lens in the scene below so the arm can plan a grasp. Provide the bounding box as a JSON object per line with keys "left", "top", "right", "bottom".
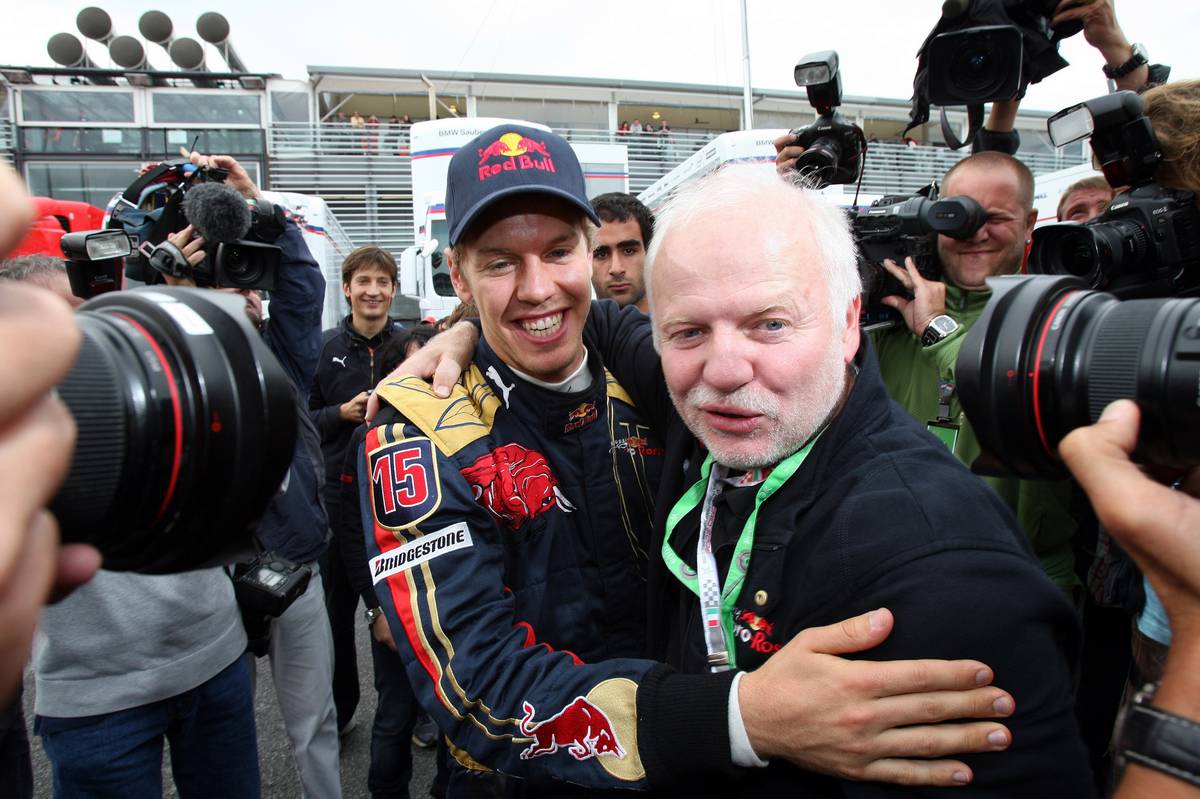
{"left": 222, "top": 244, "right": 264, "bottom": 285}
{"left": 794, "top": 137, "right": 842, "bottom": 183}
{"left": 1030, "top": 218, "right": 1153, "bottom": 288}
{"left": 51, "top": 287, "right": 296, "bottom": 573}
{"left": 957, "top": 275, "right": 1200, "bottom": 479}
{"left": 950, "top": 39, "right": 1011, "bottom": 98}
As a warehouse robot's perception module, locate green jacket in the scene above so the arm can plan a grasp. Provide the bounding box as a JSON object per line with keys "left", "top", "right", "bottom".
{"left": 871, "top": 284, "right": 1080, "bottom": 595}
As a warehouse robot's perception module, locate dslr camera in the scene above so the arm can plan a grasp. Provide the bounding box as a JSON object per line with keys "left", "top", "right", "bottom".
{"left": 788, "top": 50, "right": 867, "bottom": 187}
{"left": 853, "top": 189, "right": 987, "bottom": 327}
{"left": 958, "top": 91, "right": 1200, "bottom": 480}
{"left": 1029, "top": 91, "right": 1200, "bottom": 297}
{"left": 63, "top": 159, "right": 285, "bottom": 301}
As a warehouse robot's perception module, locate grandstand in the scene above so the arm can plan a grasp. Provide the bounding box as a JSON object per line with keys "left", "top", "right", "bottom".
{"left": 1, "top": 55, "right": 1087, "bottom": 260}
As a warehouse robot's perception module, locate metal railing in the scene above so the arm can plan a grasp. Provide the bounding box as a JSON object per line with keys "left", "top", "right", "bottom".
{"left": 265, "top": 123, "right": 718, "bottom": 257}
{"left": 0, "top": 120, "right": 13, "bottom": 165}
{"left": 857, "top": 141, "right": 1086, "bottom": 197}
{"left": 268, "top": 124, "right": 416, "bottom": 255}
{"left": 265, "top": 123, "right": 1085, "bottom": 257}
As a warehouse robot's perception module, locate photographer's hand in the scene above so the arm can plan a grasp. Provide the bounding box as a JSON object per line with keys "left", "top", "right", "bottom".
{"left": 366, "top": 321, "right": 479, "bottom": 422}
{"left": 159, "top": 225, "right": 206, "bottom": 289}
{"left": 1061, "top": 400, "right": 1200, "bottom": 797}
{"left": 0, "top": 164, "right": 35, "bottom": 256}
{"left": 879, "top": 257, "right": 947, "bottom": 337}
{"left": 773, "top": 132, "right": 807, "bottom": 176}
{"left": 0, "top": 284, "right": 100, "bottom": 702}
{"left": 186, "top": 151, "right": 264, "bottom": 201}
{"left": 1053, "top": 0, "right": 1150, "bottom": 91}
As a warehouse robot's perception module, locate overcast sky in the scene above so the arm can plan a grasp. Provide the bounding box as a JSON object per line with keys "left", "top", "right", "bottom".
{"left": 5, "top": 1, "right": 1198, "bottom": 115}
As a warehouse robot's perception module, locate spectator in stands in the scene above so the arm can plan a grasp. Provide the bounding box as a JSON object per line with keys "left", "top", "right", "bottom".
{"left": 310, "top": 246, "right": 404, "bottom": 738}
{"left": 351, "top": 111, "right": 366, "bottom": 153}
{"left": 367, "top": 114, "right": 380, "bottom": 154}
{"left": 386, "top": 115, "right": 400, "bottom": 154}
{"left": 1057, "top": 175, "right": 1115, "bottom": 222}
{"left": 630, "top": 118, "right": 644, "bottom": 134}
{"left": 618, "top": 121, "right": 630, "bottom": 136}
{"left": 590, "top": 192, "right": 653, "bottom": 312}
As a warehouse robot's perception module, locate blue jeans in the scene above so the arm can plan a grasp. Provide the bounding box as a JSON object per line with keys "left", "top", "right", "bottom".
{"left": 37, "top": 657, "right": 260, "bottom": 798}
{"left": 370, "top": 635, "right": 418, "bottom": 798}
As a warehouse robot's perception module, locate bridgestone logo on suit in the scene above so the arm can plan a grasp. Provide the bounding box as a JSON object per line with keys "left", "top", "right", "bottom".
{"left": 370, "top": 522, "right": 473, "bottom": 584}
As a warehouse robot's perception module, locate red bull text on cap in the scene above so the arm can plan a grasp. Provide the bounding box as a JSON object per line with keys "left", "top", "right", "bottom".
{"left": 446, "top": 123, "right": 600, "bottom": 246}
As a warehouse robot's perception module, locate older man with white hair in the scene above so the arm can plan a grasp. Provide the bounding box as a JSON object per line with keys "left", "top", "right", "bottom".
{"left": 580, "top": 164, "right": 1092, "bottom": 795}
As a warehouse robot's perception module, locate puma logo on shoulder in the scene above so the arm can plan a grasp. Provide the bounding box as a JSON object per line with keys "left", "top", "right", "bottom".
{"left": 332, "top": 356, "right": 348, "bottom": 368}
{"left": 486, "top": 365, "right": 515, "bottom": 408}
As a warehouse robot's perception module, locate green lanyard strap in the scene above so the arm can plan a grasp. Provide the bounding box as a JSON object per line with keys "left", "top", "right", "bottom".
{"left": 661, "top": 434, "right": 820, "bottom": 670}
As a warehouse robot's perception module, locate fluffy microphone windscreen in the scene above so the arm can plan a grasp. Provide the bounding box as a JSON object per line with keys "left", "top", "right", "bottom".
{"left": 183, "top": 181, "right": 252, "bottom": 243}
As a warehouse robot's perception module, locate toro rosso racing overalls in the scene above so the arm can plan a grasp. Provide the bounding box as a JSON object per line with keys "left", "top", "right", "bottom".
{"left": 358, "top": 334, "right": 679, "bottom": 790}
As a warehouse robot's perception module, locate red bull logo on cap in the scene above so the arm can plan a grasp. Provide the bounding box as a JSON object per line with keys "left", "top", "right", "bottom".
{"left": 477, "top": 132, "right": 557, "bottom": 181}
{"left": 519, "top": 697, "right": 626, "bottom": 762}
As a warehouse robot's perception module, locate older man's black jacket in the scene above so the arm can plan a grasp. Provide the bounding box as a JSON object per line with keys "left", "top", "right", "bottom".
{"left": 587, "top": 300, "right": 1092, "bottom": 797}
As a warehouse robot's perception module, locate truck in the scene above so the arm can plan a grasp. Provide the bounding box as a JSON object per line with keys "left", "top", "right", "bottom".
{"left": 399, "top": 118, "right": 630, "bottom": 323}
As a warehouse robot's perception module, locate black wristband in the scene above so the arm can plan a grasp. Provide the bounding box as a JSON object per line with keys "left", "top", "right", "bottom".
{"left": 1118, "top": 688, "right": 1200, "bottom": 787}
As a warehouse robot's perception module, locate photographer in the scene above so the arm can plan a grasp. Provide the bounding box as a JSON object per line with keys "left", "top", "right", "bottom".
{"left": 1062, "top": 401, "right": 1200, "bottom": 799}
{"left": 163, "top": 152, "right": 341, "bottom": 798}
{"left": 6, "top": 239, "right": 262, "bottom": 794}
{"left": 877, "top": 152, "right": 1083, "bottom": 598}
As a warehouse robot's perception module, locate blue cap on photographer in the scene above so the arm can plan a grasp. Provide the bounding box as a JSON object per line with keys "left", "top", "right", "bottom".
{"left": 446, "top": 124, "right": 600, "bottom": 246}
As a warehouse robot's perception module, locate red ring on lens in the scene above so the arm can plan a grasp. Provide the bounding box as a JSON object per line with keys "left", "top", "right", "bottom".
{"left": 1031, "top": 291, "right": 1078, "bottom": 461}
{"left": 115, "top": 313, "right": 184, "bottom": 524}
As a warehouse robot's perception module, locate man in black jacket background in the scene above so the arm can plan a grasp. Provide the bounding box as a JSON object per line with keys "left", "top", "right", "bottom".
{"left": 310, "top": 246, "right": 404, "bottom": 738}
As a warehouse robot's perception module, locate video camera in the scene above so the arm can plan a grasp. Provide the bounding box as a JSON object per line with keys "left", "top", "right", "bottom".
{"left": 958, "top": 91, "right": 1200, "bottom": 479}
{"left": 1029, "top": 91, "right": 1200, "bottom": 297}
{"left": 853, "top": 189, "right": 987, "bottom": 327}
{"left": 907, "top": 0, "right": 1081, "bottom": 147}
{"left": 788, "top": 51, "right": 867, "bottom": 188}
{"left": 63, "top": 158, "right": 285, "bottom": 301}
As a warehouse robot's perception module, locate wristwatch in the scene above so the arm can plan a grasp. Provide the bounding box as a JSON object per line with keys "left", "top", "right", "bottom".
{"left": 1103, "top": 42, "right": 1149, "bottom": 79}
{"left": 921, "top": 314, "right": 960, "bottom": 347}
{"left": 365, "top": 606, "right": 384, "bottom": 626}
{"left": 1115, "top": 681, "right": 1200, "bottom": 787}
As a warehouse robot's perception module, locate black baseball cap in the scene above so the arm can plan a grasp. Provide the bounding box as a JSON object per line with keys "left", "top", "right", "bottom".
{"left": 445, "top": 123, "right": 601, "bottom": 246}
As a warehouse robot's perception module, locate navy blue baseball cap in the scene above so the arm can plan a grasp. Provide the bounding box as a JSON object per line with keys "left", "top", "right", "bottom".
{"left": 445, "top": 123, "right": 601, "bottom": 246}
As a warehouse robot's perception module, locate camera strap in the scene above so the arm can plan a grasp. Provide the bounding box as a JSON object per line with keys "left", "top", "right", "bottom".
{"left": 939, "top": 104, "right": 984, "bottom": 152}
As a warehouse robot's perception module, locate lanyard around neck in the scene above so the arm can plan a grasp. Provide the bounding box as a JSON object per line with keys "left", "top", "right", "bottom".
{"left": 662, "top": 434, "right": 821, "bottom": 672}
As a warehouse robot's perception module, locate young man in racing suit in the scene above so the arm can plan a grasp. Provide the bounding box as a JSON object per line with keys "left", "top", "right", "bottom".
{"left": 354, "top": 125, "right": 1016, "bottom": 795}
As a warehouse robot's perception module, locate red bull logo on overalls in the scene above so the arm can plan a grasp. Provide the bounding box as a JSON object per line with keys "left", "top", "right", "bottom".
{"left": 477, "top": 132, "right": 557, "bottom": 181}
{"left": 563, "top": 401, "right": 598, "bottom": 434}
{"left": 459, "top": 443, "right": 575, "bottom": 530}
{"left": 518, "top": 697, "right": 626, "bottom": 762}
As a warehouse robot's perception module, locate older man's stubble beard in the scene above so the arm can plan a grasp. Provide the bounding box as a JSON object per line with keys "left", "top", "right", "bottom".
{"left": 669, "top": 334, "right": 849, "bottom": 471}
